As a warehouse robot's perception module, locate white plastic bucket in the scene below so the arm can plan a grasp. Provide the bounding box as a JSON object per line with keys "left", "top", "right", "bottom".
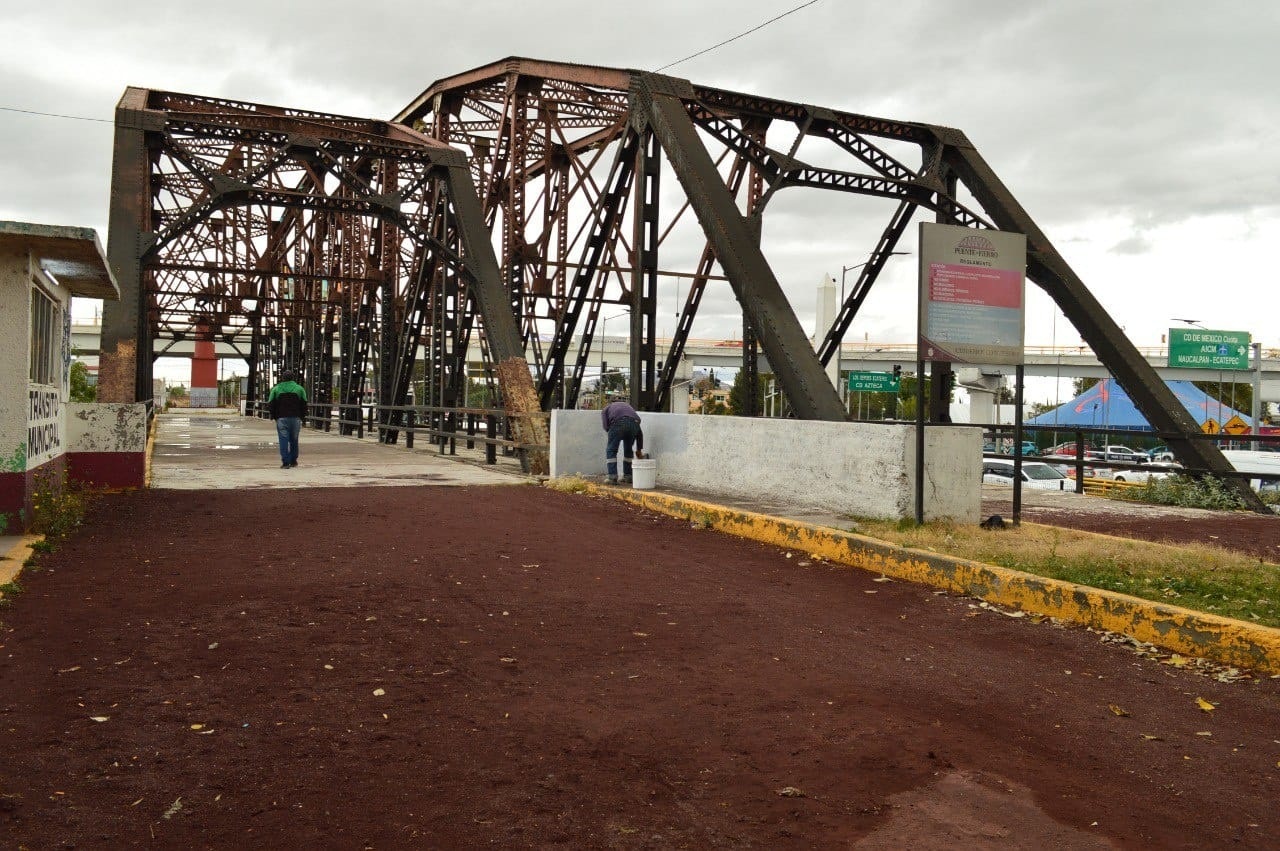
{"left": 631, "top": 457, "right": 657, "bottom": 489}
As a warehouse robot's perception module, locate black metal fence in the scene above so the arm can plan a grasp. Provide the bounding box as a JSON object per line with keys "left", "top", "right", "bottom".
{"left": 246, "top": 401, "right": 549, "bottom": 469}
{"left": 974, "top": 421, "right": 1280, "bottom": 494}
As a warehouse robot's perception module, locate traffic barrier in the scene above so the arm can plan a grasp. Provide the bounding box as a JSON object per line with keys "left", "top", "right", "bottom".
{"left": 1079, "top": 477, "right": 1144, "bottom": 497}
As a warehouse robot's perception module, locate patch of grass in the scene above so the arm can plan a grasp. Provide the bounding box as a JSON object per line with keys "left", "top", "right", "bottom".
{"left": 546, "top": 475, "right": 591, "bottom": 494}
{"left": 28, "top": 469, "right": 90, "bottom": 540}
{"left": 691, "top": 511, "right": 716, "bottom": 530}
{"left": 29, "top": 540, "right": 54, "bottom": 554}
{"left": 0, "top": 579, "right": 22, "bottom": 606}
{"left": 847, "top": 516, "right": 1280, "bottom": 628}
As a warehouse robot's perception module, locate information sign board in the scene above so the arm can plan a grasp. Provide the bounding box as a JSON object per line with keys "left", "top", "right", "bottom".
{"left": 918, "top": 223, "right": 1026, "bottom": 365}
{"left": 1167, "top": 328, "right": 1250, "bottom": 371}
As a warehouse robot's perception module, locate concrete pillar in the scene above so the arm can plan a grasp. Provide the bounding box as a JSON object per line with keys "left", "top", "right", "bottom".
{"left": 670, "top": 354, "right": 693, "bottom": 414}
{"left": 189, "top": 323, "right": 218, "bottom": 407}
{"left": 815, "top": 274, "right": 839, "bottom": 393}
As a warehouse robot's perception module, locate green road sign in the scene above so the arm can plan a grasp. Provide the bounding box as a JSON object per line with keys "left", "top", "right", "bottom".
{"left": 1167, "top": 328, "right": 1251, "bottom": 371}
{"left": 847, "top": 370, "right": 900, "bottom": 392}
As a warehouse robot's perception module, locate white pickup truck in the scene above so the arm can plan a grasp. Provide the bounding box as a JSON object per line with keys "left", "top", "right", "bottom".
{"left": 1221, "top": 450, "right": 1280, "bottom": 492}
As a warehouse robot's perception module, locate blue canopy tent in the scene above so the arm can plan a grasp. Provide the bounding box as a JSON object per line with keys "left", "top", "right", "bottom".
{"left": 1026, "top": 379, "right": 1252, "bottom": 432}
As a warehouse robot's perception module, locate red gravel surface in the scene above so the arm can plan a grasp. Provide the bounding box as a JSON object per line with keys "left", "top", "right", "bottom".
{"left": 982, "top": 495, "right": 1280, "bottom": 561}
{"left": 2, "top": 485, "right": 1279, "bottom": 849}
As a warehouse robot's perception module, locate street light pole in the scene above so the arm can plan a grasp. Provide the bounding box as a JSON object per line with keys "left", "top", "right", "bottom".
{"left": 600, "top": 311, "right": 627, "bottom": 408}
{"left": 840, "top": 251, "right": 911, "bottom": 307}
{"left": 1252, "top": 341, "right": 1262, "bottom": 450}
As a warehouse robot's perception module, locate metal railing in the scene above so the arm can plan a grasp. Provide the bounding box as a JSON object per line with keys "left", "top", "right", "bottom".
{"left": 975, "top": 421, "right": 1280, "bottom": 494}
{"left": 246, "top": 400, "right": 549, "bottom": 468}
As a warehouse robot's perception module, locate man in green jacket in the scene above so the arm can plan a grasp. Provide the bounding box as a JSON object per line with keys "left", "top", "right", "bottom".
{"left": 268, "top": 371, "right": 308, "bottom": 468}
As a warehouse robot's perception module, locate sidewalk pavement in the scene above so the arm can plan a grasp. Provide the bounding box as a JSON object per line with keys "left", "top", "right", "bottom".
{"left": 151, "top": 409, "right": 528, "bottom": 490}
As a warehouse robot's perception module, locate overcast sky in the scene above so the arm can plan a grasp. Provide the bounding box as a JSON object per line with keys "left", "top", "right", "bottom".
{"left": 3, "top": 0, "right": 1277, "bottom": 396}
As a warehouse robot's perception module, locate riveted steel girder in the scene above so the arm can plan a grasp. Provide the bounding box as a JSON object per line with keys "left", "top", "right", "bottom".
{"left": 101, "top": 87, "right": 537, "bottom": 459}
{"left": 640, "top": 82, "right": 846, "bottom": 421}
{"left": 943, "top": 143, "right": 1262, "bottom": 509}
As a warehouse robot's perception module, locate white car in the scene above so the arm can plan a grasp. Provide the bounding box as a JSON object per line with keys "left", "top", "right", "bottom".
{"left": 982, "top": 459, "right": 1070, "bottom": 490}
{"left": 1107, "top": 462, "right": 1183, "bottom": 483}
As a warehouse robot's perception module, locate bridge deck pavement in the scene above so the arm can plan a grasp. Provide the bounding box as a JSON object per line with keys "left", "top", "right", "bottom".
{"left": 150, "top": 409, "right": 526, "bottom": 490}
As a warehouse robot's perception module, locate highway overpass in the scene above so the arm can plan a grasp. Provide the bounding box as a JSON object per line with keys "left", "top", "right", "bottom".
{"left": 70, "top": 322, "right": 1280, "bottom": 397}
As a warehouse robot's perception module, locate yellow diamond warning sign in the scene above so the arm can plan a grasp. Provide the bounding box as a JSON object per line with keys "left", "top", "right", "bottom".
{"left": 1222, "top": 415, "right": 1251, "bottom": 435}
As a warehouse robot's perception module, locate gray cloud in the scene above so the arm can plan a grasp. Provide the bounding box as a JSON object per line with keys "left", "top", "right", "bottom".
{"left": 2, "top": 0, "right": 1276, "bottom": 351}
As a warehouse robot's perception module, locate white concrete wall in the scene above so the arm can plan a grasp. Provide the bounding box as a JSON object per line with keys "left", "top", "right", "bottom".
{"left": 1, "top": 250, "right": 71, "bottom": 474}
{"left": 67, "top": 403, "right": 148, "bottom": 453}
{"left": 0, "top": 247, "right": 29, "bottom": 474}
{"left": 551, "top": 410, "right": 981, "bottom": 522}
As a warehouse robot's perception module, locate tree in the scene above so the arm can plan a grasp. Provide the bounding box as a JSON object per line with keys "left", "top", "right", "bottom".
{"left": 1072, "top": 377, "right": 1100, "bottom": 396}
{"left": 701, "top": 396, "right": 728, "bottom": 415}
{"left": 1193, "top": 380, "right": 1252, "bottom": 417}
{"left": 727, "top": 368, "right": 766, "bottom": 416}
{"left": 690, "top": 374, "right": 716, "bottom": 399}
{"left": 1026, "top": 400, "right": 1058, "bottom": 418}
{"left": 69, "top": 361, "right": 95, "bottom": 403}
{"left": 599, "top": 370, "right": 627, "bottom": 394}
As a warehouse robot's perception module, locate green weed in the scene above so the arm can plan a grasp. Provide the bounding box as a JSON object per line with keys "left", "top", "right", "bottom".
{"left": 0, "top": 579, "right": 22, "bottom": 606}
{"left": 849, "top": 514, "right": 1280, "bottom": 628}
{"left": 28, "top": 469, "right": 89, "bottom": 540}
{"left": 1118, "top": 475, "right": 1248, "bottom": 511}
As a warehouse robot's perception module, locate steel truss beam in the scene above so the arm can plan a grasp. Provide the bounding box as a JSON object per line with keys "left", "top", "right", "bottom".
{"left": 394, "top": 58, "right": 1262, "bottom": 512}
{"left": 102, "top": 59, "right": 1250, "bottom": 507}
{"left": 102, "top": 87, "right": 544, "bottom": 469}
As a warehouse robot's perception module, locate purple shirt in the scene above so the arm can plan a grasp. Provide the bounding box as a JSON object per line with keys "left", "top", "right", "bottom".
{"left": 601, "top": 400, "right": 640, "bottom": 431}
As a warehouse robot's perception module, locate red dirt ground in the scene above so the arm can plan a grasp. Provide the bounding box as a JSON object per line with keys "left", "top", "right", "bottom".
{"left": 981, "top": 496, "right": 1280, "bottom": 561}
{"left": 2, "top": 485, "right": 1279, "bottom": 849}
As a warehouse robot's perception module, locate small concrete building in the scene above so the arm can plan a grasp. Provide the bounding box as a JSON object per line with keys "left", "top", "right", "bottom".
{"left": 1, "top": 221, "right": 146, "bottom": 522}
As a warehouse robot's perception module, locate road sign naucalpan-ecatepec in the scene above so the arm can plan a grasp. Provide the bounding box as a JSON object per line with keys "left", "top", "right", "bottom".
{"left": 847, "top": 371, "right": 900, "bottom": 392}
{"left": 1167, "top": 328, "right": 1251, "bottom": 371}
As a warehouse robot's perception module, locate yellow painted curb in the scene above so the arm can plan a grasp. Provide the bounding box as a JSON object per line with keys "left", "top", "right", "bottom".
{"left": 576, "top": 483, "right": 1280, "bottom": 675}
{"left": 0, "top": 535, "right": 42, "bottom": 589}
{"left": 144, "top": 412, "right": 158, "bottom": 488}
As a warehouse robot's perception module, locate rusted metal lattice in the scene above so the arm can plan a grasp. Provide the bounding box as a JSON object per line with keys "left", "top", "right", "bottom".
{"left": 100, "top": 60, "right": 1258, "bottom": 507}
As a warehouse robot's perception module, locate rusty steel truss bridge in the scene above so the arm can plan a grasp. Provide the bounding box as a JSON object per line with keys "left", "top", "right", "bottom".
{"left": 96, "top": 56, "right": 1260, "bottom": 505}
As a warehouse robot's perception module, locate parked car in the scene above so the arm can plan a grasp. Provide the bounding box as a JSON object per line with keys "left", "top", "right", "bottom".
{"left": 1045, "top": 441, "right": 1093, "bottom": 457}
{"left": 1107, "top": 462, "right": 1183, "bottom": 483}
{"left": 982, "top": 439, "right": 1039, "bottom": 456}
{"left": 981, "top": 459, "right": 1070, "bottom": 490}
{"left": 1090, "top": 445, "right": 1148, "bottom": 464}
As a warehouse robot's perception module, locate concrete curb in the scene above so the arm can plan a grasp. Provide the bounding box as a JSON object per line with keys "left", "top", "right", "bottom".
{"left": 0, "top": 535, "right": 42, "bottom": 589}
{"left": 579, "top": 483, "right": 1280, "bottom": 675}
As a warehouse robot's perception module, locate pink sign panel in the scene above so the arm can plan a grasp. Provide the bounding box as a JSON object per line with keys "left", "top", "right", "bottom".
{"left": 918, "top": 223, "right": 1027, "bottom": 365}
{"left": 928, "top": 265, "right": 1023, "bottom": 309}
